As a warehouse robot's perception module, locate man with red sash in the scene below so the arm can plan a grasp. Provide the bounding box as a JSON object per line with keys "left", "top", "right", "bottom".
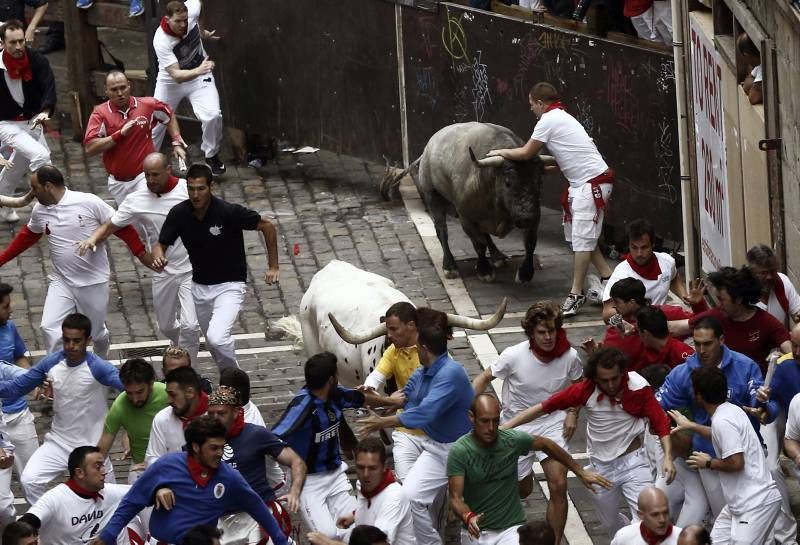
{"left": 486, "top": 81, "right": 614, "bottom": 317}
{"left": 610, "top": 487, "right": 681, "bottom": 545}
{"left": 602, "top": 219, "right": 690, "bottom": 322}
{"left": 747, "top": 243, "right": 800, "bottom": 326}
{"left": 83, "top": 71, "right": 186, "bottom": 206}
{"left": 472, "top": 300, "right": 582, "bottom": 545}
{"left": 0, "top": 19, "right": 54, "bottom": 223}
{"left": 503, "top": 347, "right": 676, "bottom": 534}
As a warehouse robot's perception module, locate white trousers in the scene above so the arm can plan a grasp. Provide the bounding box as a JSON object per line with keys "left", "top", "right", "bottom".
{"left": 107, "top": 173, "right": 146, "bottom": 207}
{"left": 41, "top": 276, "right": 110, "bottom": 359}
{"left": 630, "top": 1, "right": 673, "bottom": 46}
{"left": 153, "top": 271, "right": 200, "bottom": 364}
{"left": 0, "top": 121, "right": 50, "bottom": 198}
{"left": 392, "top": 429, "right": 425, "bottom": 482}
{"left": 4, "top": 408, "right": 39, "bottom": 477}
{"left": 219, "top": 502, "right": 291, "bottom": 545}
{"left": 710, "top": 501, "right": 780, "bottom": 545}
{"left": 460, "top": 525, "right": 521, "bottom": 545}
{"left": 21, "top": 437, "right": 115, "bottom": 504}
{"left": 669, "top": 459, "right": 711, "bottom": 527}
{"left": 587, "top": 448, "right": 654, "bottom": 535}
{"left": 152, "top": 75, "right": 223, "bottom": 158}
{"left": 299, "top": 463, "right": 356, "bottom": 539}
{"left": 0, "top": 436, "right": 17, "bottom": 527}
{"left": 193, "top": 281, "right": 245, "bottom": 369}
{"left": 403, "top": 436, "right": 454, "bottom": 545}
{"left": 761, "top": 419, "right": 797, "bottom": 545}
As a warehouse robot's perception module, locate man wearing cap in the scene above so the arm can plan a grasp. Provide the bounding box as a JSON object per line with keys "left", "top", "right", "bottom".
{"left": 207, "top": 386, "right": 306, "bottom": 545}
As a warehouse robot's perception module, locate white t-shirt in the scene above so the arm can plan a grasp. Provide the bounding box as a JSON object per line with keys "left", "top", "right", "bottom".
{"left": 610, "top": 522, "right": 681, "bottom": 545}
{"left": 602, "top": 252, "right": 677, "bottom": 305}
{"left": 0, "top": 55, "right": 23, "bottom": 108}
{"left": 352, "top": 481, "right": 414, "bottom": 545}
{"left": 530, "top": 108, "right": 608, "bottom": 188}
{"left": 491, "top": 340, "right": 582, "bottom": 432}
{"left": 152, "top": 0, "right": 205, "bottom": 84}
{"left": 28, "top": 189, "right": 114, "bottom": 287}
{"left": 755, "top": 272, "right": 800, "bottom": 325}
{"left": 784, "top": 392, "right": 800, "bottom": 442}
{"left": 110, "top": 180, "right": 192, "bottom": 276}
{"left": 28, "top": 482, "right": 133, "bottom": 545}
{"left": 711, "top": 401, "right": 781, "bottom": 515}
{"left": 48, "top": 358, "right": 114, "bottom": 449}
{"left": 585, "top": 372, "right": 648, "bottom": 462}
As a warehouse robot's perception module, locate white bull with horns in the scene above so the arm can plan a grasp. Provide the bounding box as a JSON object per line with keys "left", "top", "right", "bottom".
{"left": 281, "top": 260, "right": 506, "bottom": 387}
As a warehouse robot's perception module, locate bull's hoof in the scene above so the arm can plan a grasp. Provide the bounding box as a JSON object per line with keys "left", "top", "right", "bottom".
{"left": 515, "top": 268, "right": 534, "bottom": 284}
{"left": 478, "top": 271, "right": 496, "bottom": 283}
{"left": 444, "top": 269, "right": 460, "bottom": 279}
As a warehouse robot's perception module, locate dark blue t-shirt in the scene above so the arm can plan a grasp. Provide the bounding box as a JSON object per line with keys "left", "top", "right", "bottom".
{"left": 223, "top": 423, "right": 287, "bottom": 502}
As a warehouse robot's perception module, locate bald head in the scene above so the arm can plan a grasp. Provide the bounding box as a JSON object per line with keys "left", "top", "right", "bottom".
{"left": 143, "top": 152, "right": 170, "bottom": 170}
{"left": 471, "top": 393, "right": 500, "bottom": 416}
{"left": 637, "top": 486, "right": 671, "bottom": 535}
{"left": 143, "top": 152, "right": 173, "bottom": 194}
{"left": 637, "top": 486, "right": 667, "bottom": 511}
{"left": 677, "top": 524, "right": 710, "bottom": 545}
{"left": 470, "top": 394, "right": 500, "bottom": 447}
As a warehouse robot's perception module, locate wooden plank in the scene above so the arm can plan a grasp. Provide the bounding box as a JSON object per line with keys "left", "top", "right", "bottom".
{"left": 64, "top": 0, "right": 100, "bottom": 138}
{"left": 738, "top": 95, "right": 771, "bottom": 249}
{"left": 489, "top": 1, "right": 533, "bottom": 21}
{"left": 86, "top": 2, "right": 145, "bottom": 31}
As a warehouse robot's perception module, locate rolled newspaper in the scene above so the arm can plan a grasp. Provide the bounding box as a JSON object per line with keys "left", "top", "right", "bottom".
{"left": 764, "top": 351, "right": 780, "bottom": 388}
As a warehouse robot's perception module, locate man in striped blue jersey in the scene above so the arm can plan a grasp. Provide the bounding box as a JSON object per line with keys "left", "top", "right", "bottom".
{"left": 272, "top": 352, "right": 402, "bottom": 540}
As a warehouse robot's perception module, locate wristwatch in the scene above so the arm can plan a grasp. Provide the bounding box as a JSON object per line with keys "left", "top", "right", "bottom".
{"left": 705, "top": 458, "right": 713, "bottom": 469}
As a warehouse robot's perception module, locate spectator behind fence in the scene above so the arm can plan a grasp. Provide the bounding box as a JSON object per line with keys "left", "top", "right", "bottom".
{"left": 737, "top": 33, "right": 763, "bottom": 105}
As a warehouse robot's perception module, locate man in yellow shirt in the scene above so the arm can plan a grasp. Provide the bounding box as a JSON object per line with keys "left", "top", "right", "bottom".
{"left": 361, "top": 302, "right": 423, "bottom": 481}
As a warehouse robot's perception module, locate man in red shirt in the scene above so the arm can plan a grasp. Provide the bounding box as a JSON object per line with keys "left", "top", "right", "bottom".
{"left": 636, "top": 306, "right": 693, "bottom": 368}
{"left": 83, "top": 70, "right": 186, "bottom": 206}
{"left": 670, "top": 266, "right": 791, "bottom": 375}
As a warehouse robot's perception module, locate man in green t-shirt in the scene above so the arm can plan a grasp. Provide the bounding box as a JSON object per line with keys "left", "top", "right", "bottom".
{"left": 97, "top": 358, "right": 169, "bottom": 483}
{"left": 447, "top": 394, "right": 612, "bottom": 544}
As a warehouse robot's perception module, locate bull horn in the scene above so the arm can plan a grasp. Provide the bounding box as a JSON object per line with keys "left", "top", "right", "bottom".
{"left": 538, "top": 154, "right": 557, "bottom": 166}
{"left": 0, "top": 190, "right": 34, "bottom": 208}
{"left": 469, "top": 147, "right": 505, "bottom": 168}
{"left": 446, "top": 297, "right": 508, "bottom": 330}
{"left": 328, "top": 312, "right": 388, "bottom": 345}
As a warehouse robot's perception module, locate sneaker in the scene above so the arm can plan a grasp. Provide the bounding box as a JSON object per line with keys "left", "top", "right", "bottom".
{"left": 206, "top": 155, "right": 226, "bottom": 177}
{"left": 128, "top": 0, "right": 144, "bottom": 17}
{"left": 0, "top": 208, "right": 19, "bottom": 223}
{"left": 561, "top": 293, "right": 586, "bottom": 317}
{"left": 76, "top": 0, "right": 94, "bottom": 8}
{"left": 585, "top": 273, "right": 606, "bottom": 305}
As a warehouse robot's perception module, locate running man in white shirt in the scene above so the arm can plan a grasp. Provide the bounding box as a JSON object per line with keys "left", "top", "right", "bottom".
{"left": 151, "top": 0, "right": 226, "bottom": 175}
{"left": 0, "top": 165, "right": 151, "bottom": 358}
{"left": 18, "top": 446, "right": 144, "bottom": 545}
{"left": 601, "top": 219, "right": 689, "bottom": 321}
{"left": 472, "top": 300, "right": 582, "bottom": 545}
{"left": 610, "top": 487, "right": 681, "bottom": 545}
{"left": 0, "top": 313, "right": 121, "bottom": 503}
{"left": 486, "top": 81, "right": 614, "bottom": 317}
{"left": 503, "top": 347, "right": 675, "bottom": 534}
{"left": 78, "top": 152, "right": 201, "bottom": 363}
{"left": 672, "top": 365, "right": 782, "bottom": 544}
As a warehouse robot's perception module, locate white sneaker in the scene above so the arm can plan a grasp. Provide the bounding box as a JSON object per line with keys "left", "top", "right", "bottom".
{"left": 0, "top": 208, "right": 19, "bottom": 223}
{"left": 585, "top": 273, "right": 605, "bottom": 304}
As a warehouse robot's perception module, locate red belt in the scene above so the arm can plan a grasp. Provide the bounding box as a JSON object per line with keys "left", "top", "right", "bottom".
{"left": 560, "top": 169, "right": 615, "bottom": 223}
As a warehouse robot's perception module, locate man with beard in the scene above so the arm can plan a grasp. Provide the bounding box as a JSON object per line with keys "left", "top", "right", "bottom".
{"left": 97, "top": 358, "right": 168, "bottom": 482}
{"left": 610, "top": 487, "right": 680, "bottom": 545}
{"left": 746, "top": 244, "right": 800, "bottom": 325}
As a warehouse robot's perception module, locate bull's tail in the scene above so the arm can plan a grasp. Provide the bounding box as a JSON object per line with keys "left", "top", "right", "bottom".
{"left": 271, "top": 316, "right": 304, "bottom": 348}
{"left": 380, "top": 156, "right": 421, "bottom": 200}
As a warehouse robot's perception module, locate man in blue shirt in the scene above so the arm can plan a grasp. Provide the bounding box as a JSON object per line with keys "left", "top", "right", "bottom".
{"left": 359, "top": 308, "right": 474, "bottom": 545}
{"left": 272, "top": 352, "right": 398, "bottom": 539}
{"left": 656, "top": 315, "right": 778, "bottom": 528}
{"left": 206, "top": 385, "right": 306, "bottom": 543}
{"left": 0, "top": 283, "right": 38, "bottom": 515}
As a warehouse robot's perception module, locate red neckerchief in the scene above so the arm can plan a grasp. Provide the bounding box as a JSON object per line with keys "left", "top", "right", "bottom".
{"left": 225, "top": 407, "right": 245, "bottom": 439}
{"left": 544, "top": 101, "right": 565, "bottom": 112}
{"left": 186, "top": 453, "right": 216, "bottom": 487}
{"left": 640, "top": 521, "right": 673, "bottom": 545}
{"left": 530, "top": 328, "right": 571, "bottom": 362}
{"left": 361, "top": 470, "right": 396, "bottom": 508}
{"left": 65, "top": 479, "right": 104, "bottom": 502}
{"left": 180, "top": 391, "right": 208, "bottom": 429}
{"left": 626, "top": 252, "right": 662, "bottom": 281}
{"left": 3, "top": 49, "right": 32, "bottom": 82}
{"left": 160, "top": 16, "right": 184, "bottom": 38}
{"left": 774, "top": 274, "right": 789, "bottom": 314}
{"left": 156, "top": 176, "right": 180, "bottom": 197}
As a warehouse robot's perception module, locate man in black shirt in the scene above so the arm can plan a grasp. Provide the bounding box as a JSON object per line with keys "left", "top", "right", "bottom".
{"left": 154, "top": 163, "right": 279, "bottom": 369}
{"left": 0, "top": 19, "right": 55, "bottom": 223}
